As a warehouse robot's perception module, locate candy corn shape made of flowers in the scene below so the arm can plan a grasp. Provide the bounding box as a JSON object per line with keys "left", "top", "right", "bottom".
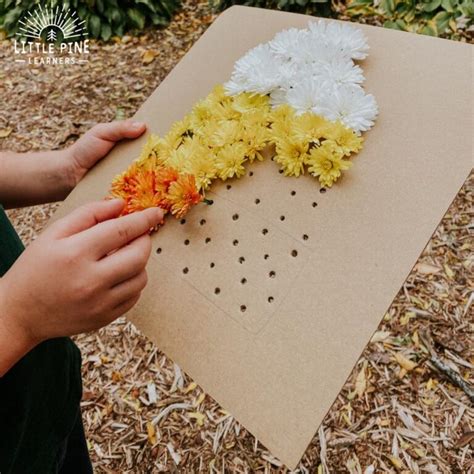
{"left": 110, "top": 20, "right": 378, "bottom": 223}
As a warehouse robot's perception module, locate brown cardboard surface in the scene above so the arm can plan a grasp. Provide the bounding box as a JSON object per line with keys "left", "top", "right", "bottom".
{"left": 55, "top": 6, "right": 473, "bottom": 468}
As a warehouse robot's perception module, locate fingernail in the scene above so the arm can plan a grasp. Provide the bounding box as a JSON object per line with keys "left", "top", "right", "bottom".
{"left": 148, "top": 207, "right": 163, "bottom": 220}
{"left": 131, "top": 121, "right": 145, "bottom": 130}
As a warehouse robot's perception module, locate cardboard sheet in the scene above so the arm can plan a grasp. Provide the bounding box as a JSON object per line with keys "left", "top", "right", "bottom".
{"left": 55, "top": 6, "right": 473, "bottom": 468}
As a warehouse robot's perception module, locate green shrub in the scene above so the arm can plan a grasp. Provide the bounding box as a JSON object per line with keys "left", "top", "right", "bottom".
{"left": 346, "top": 0, "right": 473, "bottom": 38}
{"left": 0, "top": 0, "right": 181, "bottom": 40}
{"left": 211, "top": 0, "right": 332, "bottom": 18}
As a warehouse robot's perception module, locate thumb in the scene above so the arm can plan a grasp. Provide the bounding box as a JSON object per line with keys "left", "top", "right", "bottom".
{"left": 49, "top": 199, "right": 125, "bottom": 239}
{"left": 88, "top": 120, "right": 147, "bottom": 142}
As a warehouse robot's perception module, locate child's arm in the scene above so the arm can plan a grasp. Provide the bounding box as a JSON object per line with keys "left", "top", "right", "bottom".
{"left": 0, "top": 119, "right": 160, "bottom": 376}
{"left": 0, "top": 120, "right": 146, "bottom": 208}
{"left": 0, "top": 200, "right": 163, "bottom": 376}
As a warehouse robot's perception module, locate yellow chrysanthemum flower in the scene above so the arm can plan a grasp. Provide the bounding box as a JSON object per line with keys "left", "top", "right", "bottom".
{"left": 232, "top": 92, "right": 270, "bottom": 114}
{"left": 215, "top": 142, "right": 248, "bottom": 180}
{"left": 323, "top": 121, "right": 363, "bottom": 156}
{"left": 137, "top": 134, "right": 161, "bottom": 163}
{"left": 183, "top": 149, "right": 218, "bottom": 191}
{"left": 241, "top": 123, "right": 269, "bottom": 162}
{"left": 306, "top": 140, "right": 352, "bottom": 187}
{"left": 274, "top": 136, "right": 309, "bottom": 177}
{"left": 293, "top": 112, "right": 330, "bottom": 144}
{"left": 268, "top": 104, "right": 297, "bottom": 145}
{"left": 208, "top": 119, "right": 242, "bottom": 148}
{"left": 166, "top": 135, "right": 202, "bottom": 170}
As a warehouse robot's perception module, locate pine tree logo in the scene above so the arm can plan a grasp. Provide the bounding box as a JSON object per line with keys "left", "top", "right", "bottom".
{"left": 18, "top": 5, "right": 88, "bottom": 43}
{"left": 46, "top": 29, "right": 57, "bottom": 42}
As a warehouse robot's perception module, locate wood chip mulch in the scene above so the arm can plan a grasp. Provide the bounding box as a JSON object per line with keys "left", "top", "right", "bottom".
{"left": 1, "top": 1, "right": 472, "bottom": 472}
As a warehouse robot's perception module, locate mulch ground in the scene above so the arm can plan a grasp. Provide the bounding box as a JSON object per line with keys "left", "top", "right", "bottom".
{"left": 1, "top": 1, "right": 473, "bottom": 472}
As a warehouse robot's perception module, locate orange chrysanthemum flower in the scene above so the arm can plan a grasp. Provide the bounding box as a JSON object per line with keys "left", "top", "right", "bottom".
{"left": 110, "top": 165, "right": 202, "bottom": 219}
{"left": 154, "top": 166, "right": 180, "bottom": 194}
{"left": 166, "top": 174, "right": 203, "bottom": 218}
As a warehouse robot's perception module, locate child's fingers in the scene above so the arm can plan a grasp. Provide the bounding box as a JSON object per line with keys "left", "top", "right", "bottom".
{"left": 110, "top": 269, "right": 148, "bottom": 303}
{"left": 78, "top": 207, "right": 163, "bottom": 258}
{"left": 49, "top": 199, "right": 124, "bottom": 238}
{"left": 108, "top": 293, "right": 141, "bottom": 321}
{"left": 90, "top": 120, "right": 146, "bottom": 142}
{"left": 99, "top": 233, "right": 152, "bottom": 286}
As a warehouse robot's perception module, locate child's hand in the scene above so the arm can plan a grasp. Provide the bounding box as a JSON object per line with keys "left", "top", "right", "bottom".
{"left": 0, "top": 120, "right": 146, "bottom": 209}
{"left": 0, "top": 199, "right": 163, "bottom": 374}
{"left": 67, "top": 120, "right": 147, "bottom": 186}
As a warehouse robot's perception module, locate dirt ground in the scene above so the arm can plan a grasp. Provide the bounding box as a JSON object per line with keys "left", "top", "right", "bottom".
{"left": 1, "top": 1, "right": 473, "bottom": 472}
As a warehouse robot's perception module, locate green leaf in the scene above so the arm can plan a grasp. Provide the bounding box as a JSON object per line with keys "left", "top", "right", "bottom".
{"left": 441, "top": 0, "right": 454, "bottom": 12}
{"left": 100, "top": 21, "right": 112, "bottom": 40}
{"left": 421, "top": 23, "right": 437, "bottom": 35}
{"left": 422, "top": 0, "right": 441, "bottom": 12}
{"left": 136, "top": 0, "right": 158, "bottom": 13}
{"left": 380, "top": 0, "right": 396, "bottom": 14}
{"left": 88, "top": 14, "right": 101, "bottom": 38}
{"left": 127, "top": 7, "right": 145, "bottom": 29}
{"left": 432, "top": 10, "right": 452, "bottom": 32}
{"left": 384, "top": 18, "right": 408, "bottom": 30}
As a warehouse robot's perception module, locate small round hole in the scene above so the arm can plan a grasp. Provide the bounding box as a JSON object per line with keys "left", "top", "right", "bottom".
{"left": 312, "top": 202, "right": 318, "bottom": 208}
{"left": 278, "top": 169, "right": 283, "bottom": 174}
{"left": 210, "top": 262, "right": 215, "bottom": 268}
{"left": 249, "top": 171, "right": 254, "bottom": 177}
{"left": 182, "top": 267, "right": 189, "bottom": 274}
{"left": 280, "top": 216, "right": 285, "bottom": 221}
{"left": 233, "top": 239, "right": 239, "bottom": 246}
{"left": 255, "top": 198, "right": 260, "bottom": 205}
{"left": 214, "top": 287, "right": 220, "bottom": 295}
{"left": 262, "top": 228, "right": 268, "bottom": 235}
{"left": 291, "top": 250, "right": 298, "bottom": 257}
{"left": 291, "top": 190, "right": 296, "bottom": 196}
{"left": 320, "top": 188, "right": 326, "bottom": 194}
{"left": 264, "top": 254, "right": 269, "bottom": 260}
{"left": 240, "top": 305, "right": 247, "bottom": 313}
{"left": 180, "top": 218, "right": 186, "bottom": 225}
{"left": 241, "top": 278, "right": 247, "bottom": 285}
{"left": 205, "top": 237, "right": 211, "bottom": 244}
{"left": 156, "top": 248, "right": 162, "bottom": 254}
{"left": 184, "top": 239, "right": 190, "bottom": 246}
{"left": 207, "top": 199, "right": 214, "bottom": 204}
{"left": 200, "top": 219, "right": 206, "bottom": 226}
{"left": 226, "top": 184, "right": 232, "bottom": 190}
{"left": 303, "top": 234, "right": 309, "bottom": 241}
{"left": 268, "top": 296, "right": 274, "bottom": 303}
{"left": 269, "top": 271, "right": 276, "bottom": 278}
{"left": 232, "top": 213, "right": 239, "bottom": 221}
{"left": 238, "top": 256, "right": 245, "bottom": 264}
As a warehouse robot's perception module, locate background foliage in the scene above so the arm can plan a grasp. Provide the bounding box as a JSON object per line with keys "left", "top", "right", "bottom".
{"left": 346, "top": 0, "right": 473, "bottom": 38}
{"left": 211, "top": 0, "right": 473, "bottom": 38}
{"left": 0, "top": 0, "right": 181, "bottom": 40}
{"left": 211, "top": 0, "right": 332, "bottom": 17}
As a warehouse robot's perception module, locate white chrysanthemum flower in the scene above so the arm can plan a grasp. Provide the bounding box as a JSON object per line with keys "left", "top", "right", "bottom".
{"left": 317, "top": 58, "right": 365, "bottom": 87}
{"left": 308, "top": 20, "right": 369, "bottom": 60}
{"left": 225, "top": 44, "right": 282, "bottom": 95}
{"left": 269, "top": 87, "right": 288, "bottom": 108}
{"left": 268, "top": 27, "right": 309, "bottom": 60}
{"left": 286, "top": 78, "right": 334, "bottom": 114}
{"left": 312, "top": 85, "right": 378, "bottom": 133}
{"left": 225, "top": 21, "right": 377, "bottom": 132}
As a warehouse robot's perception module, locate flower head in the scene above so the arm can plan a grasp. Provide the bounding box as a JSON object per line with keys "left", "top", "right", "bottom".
{"left": 215, "top": 142, "right": 248, "bottom": 180}
{"left": 274, "top": 136, "right": 309, "bottom": 177}
{"left": 166, "top": 174, "right": 203, "bottom": 218}
{"left": 306, "top": 140, "right": 352, "bottom": 187}
{"left": 323, "top": 121, "right": 363, "bottom": 156}
{"left": 312, "top": 85, "right": 378, "bottom": 133}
